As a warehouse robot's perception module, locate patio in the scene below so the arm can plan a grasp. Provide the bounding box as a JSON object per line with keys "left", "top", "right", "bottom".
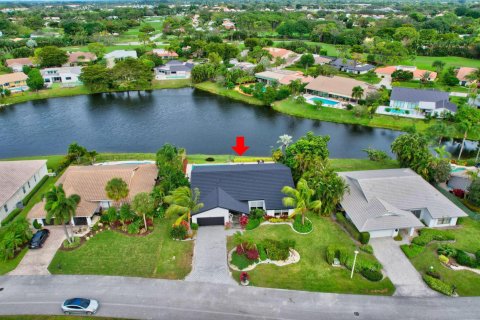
{"left": 376, "top": 106, "right": 425, "bottom": 119}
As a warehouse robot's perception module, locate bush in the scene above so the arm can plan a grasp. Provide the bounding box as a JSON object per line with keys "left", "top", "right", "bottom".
{"left": 326, "top": 245, "right": 336, "bottom": 264}
{"left": 1, "top": 208, "right": 22, "bottom": 226}
{"left": 22, "top": 175, "right": 49, "bottom": 206}
{"left": 127, "top": 220, "right": 141, "bottom": 234}
{"left": 411, "top": 228, "right": 455, "bottom": 246}
{"left": 267, "top": 217, "right": 293, "bottom": 223}
{"left": 32, "top": 220, "right": 43, "bottom": 230}
{"left": 437, "top": 244, "right": 457, "bottom": 257}
{"left": 394, "top": 234, "right": 403, "bottom": 241}
{"left": 292, "top": 215, "right": 313, "bottom": 233}
{"left": 245, "top": 218, "right": 261, "bottom": 230}
{"left": 336, "top": 212, "right": 369, "bottom": 244}
{"left": 455, "top": 250, "right": 478, "bottom": 268}
{"left": 231, "top": 252, "right": 255, "bottom": 270}
{"left": 249, "top": 209, "right": 265, "bottom": 220}
{"left": 362, "top": 148, "right": 390, "bottom": 162}
{"left": 170, "top": 224, "right": 188, "bottom": 240}
{"left": 257, "top": 244, "right": 267, "bottom": 261}
{"left": 476, "top": 250, "right": 480, "bottom": 264}
{"left": 205, "top": 157, "right": 215, "bottom": 162}
{"left": 263, "top": 239, "right": 293, "bottom": 261}
{"left": 438, "top": 254, "right": 450, "bottom": 264}
{"left": 239, "top": 215, "right": 249, "bottom": 229}
{"left": 422, "top": 275, "right": 454, "bottom": 296}
{"left": 326, "top": 245, "right": 381, "bottom": 272}
{"left": 63, "top": 237, "right": 81, "bottom": 249}
{"left": 246, "top": 248, "right": 259, "bottom": 260}
{"left": 401, "top": 244, "right": 425, "bottom": 258}
{"left": 359, "top": 232, "right": 370, "bottom": 245}
{"left": 360, "top": 268, "right": 383, "bottom": 281}
{"left": 190, "top": 223, "right": 198, "bottom": 230}
{"left": 405, "top": 110, "right": 410, "bottom": 114}
{"left": 385, "top": 107, "right": 391, "bottom": 112}
{"left": 360, "top": 244, "right": 374, "bottom": 254}
{"left": 426, "top": 269, "right": 441, "bottom": 279}
{"left": 236, "top": 244, "right": 245, "bottom": 255}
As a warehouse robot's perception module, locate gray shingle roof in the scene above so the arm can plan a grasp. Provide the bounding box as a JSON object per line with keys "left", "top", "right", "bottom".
{"left": 390, "top": 87, "right": 457, "bottom": 112}
{"left": 339, "top": 168, "right": 467, "bottom": 232}
{"left": 330, "top": 58, "right": 375, "bottom": 72}
{"left": 190, "top": 163, "right": 294, "bottom": 215}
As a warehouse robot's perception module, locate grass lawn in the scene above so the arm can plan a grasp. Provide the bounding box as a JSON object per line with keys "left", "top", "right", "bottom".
{"left": 228, "top": 214, "right": 395, "bottom": 295}
{"left": 0, "top": 317, "right": 119, "bottom": 320}
{"left": 48, "top": 217, "right": 193, "bottom": 279}
{"left": 273, "top": 40, "right": 339, "bottom": 56}
{"left": 408, "top": 218, "right": 480, "bottom": 296}
{"left": 151, "top": 79, "right": 191, "bottom": 89}
{"left": 194, "top": 82, "right": 265, "bottom": 106}
{"left": 329, "top": 158, "right": 399, "bottom": 171}
{"left": 393, "top": 80, "right": 469, "bottom": 93}
{"left": 0, "top": 248, "right": 28, "bottom": 275}
{"left": 399, "top": 56, "right": 480, "bottom": 71}
{"left": 2, "top": 86, "right": 90, "bottom": 106}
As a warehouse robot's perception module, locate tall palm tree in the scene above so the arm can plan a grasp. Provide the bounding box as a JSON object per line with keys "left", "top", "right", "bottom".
{"left": 105, "top": 178, "right": 129, "bottom": 207}
{"left": 277, "top": 134, "right": 293, "bottom": 152}
{"left": 434, "top": 145, "right": 451, "bottom": 159}
{"left": 44, "top": 184, "right": 80, "bottom": 244}
{"left": 351, "top": 86, "right": 364, "bottom": 102}
{"left": 282, "top": 179, "right": 321, "bottom": 225}
{"left": 165, "top": 187, "right": 204, "bottom": 226}
{"left": 132, "top": 192, "right": 155, "bottom": 230}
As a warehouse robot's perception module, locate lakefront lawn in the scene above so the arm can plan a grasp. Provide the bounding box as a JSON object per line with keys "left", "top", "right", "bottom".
{"left": 228, "top": 214, "right": 395, "bottom": 295}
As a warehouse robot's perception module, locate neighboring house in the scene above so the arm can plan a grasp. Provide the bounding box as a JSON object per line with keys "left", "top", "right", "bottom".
{"left": 0, "top": 160, "right": 48, "bottom": 222}
{"left": 154, "top": 60, "right": 194, "bottom": 80}
{"left": 389, "top": 87, "right": 457, "bottom": 117}
{"left": 330, "top": 58, "right": 375, "bottom": 74}
{"left": 339, "top": 168, "right": 468, "bottom": 238}
{"left": 375, "top": 65, "right": 437, "bottom": 81}
{"left": 104, "top": 50, "right": 138, "bottom": 68}
{"left": 41, "top": 66, "right": 82, "bottom": 87}
{"left": 456, "top": 67, "right": 477, "bottom": 86}
{"left": 65, "top": 52, "right": 97, "bottom": 66}
{"left": 222, "top": 19, "right": 236, "bottom": 30}
{"left": 263, "top": 47, "right": 299, "bottom": 66}
{"left": 5, "top": 57, "right": 34, "bottom": 72}
{"left": 0, "top": 72, "right": 28, "bottom": 92}
{"left": 28, "top": 164, "right": 158, "bottom": 227}
{"left": 304, "top": 75, "right": 373, "bottom": 101}
{"left": 255, "top": 70, "right": 312, "bottom": 86}
{"left": 229, "top": 59, "right": 256, "bottom": 72}
{"left": 152, "top": 49, "right": 179, "bottom": 60}
{"left": 313, "top": 54, "right": 334, "bottom": 65}
{"left": 189, "top": 163, "right": 295, "bottom": 226}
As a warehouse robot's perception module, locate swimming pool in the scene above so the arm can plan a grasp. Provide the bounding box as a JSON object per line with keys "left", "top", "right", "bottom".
{"left": 389, "top": 109, "right": 408, "bottom": 115}
{"left": 451, "top": 167, "right": 467, "bottom": 173}
{"left": 310, "top": 97, "right": 340, "bottom": 106}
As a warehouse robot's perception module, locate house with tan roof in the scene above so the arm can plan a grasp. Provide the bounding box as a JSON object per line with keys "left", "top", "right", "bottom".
{"left": 375, "top": 65, "right": 437, "bottom": 81}
{"left": 456, "top": 67, "right": 477, "bottom": 86}
{"left": 152, "top": 49, "right": 179, "bottom": 60}
{"left": 263, "top": 47, "right": 300, "bottom": 66}
{"left": 5, "top": 57, "right": 35, "bottom": 72}
{"left": 65, "top": 52, "right": 97, "bottom": 66}
{"left": 255, "top": 69, "right": 312, "bottom": 86}
{"left": 28, "top": 164, "right": 158, "bottom": 227}
{"left": 0, "top": 72, "right": 28, "bottom": 92}
{"left": 0, "top": 160, "right": 48, "bottom": 222}
{"left": 305, "top": 75, "right": 374, "bottom": 101}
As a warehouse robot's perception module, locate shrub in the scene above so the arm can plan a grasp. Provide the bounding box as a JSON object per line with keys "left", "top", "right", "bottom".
{"left": 22, "top": 175, "right": 49, "bottom": 206}
{"left": 401, "top": 244, "right": 424, "bottom": 259}
{"left": 127, "top": 220, "right": 141, "bottom": 234}
{"left": 249, "top": 209, "right": 265, "bottom": 220}
{"left": 476, "top": 250, "right": 480, "bottom": 264}
{"left": 452, "top": 189, "right": 465, "bottom": 198}
{"left": 360, "top": 244, "right": 374, "bottom": 254}
{"left": 335, "top": 212, "right": 369, "bottom": 244}
{"left": 236, "top": 244, "right": 245, "bottom": 255}
{"left": 327, "top": 245, "right": 381, "bottom": 272}
{"left": 190, "top": 223, "right": 198, "bottom": 230}
{"left": 346, "top": 104, "right": 354, "bottom": 110}
{"left": 231, "top": 252, "right": 254, "bottom": 270}
{"left": 422, "top": 275, "right": 454, "bottom": 296}
{"left": 292, "top": 215, "right": 312, "bottom": 233}
{"left": 362, "top": 148, "right": 390, "bottom": 162}
{"left": 394, "top": 234, "right": 403, "bottom": 241}
{"left": 170, "top": 224, "right": 188, "bottom": 240}
{"left": 245, "top": 218, "right": 261, "bottom": 230}
{"left": 438, "top": 254, "right": 450, "bottom": 264}
{"left": 437, "top": 244, "right": 457, "bottom": 257}
{"left": 63, "top": 237, "right": 81, "bottom": 249}
{"left": 205, "top": 157, "right": 215, "bottom": 162}
{"left": 246, "top": 248, "right": 259, "bottom": 260}
{"left": 405, "top": 110, "right": 410, "bottom": 115}
{"left": 426, "top": 269, "right": 441, "bottom": 279}
{"left": 385, "top": 107, "right": 391, "bottom": 112}
{"left": 239, "top": 215, "right": 249, "bottom": 229}
{"left": 455, "top": 250, "right": 478, "bottom": 268}
{"left": 411, "top": 228, "right": 455, "bottom": 246}
{"left": 263, "top": 239, "right": 293, "bottom": 261}
{"left": 1, "top": 208, "right": 22, "bottom": 226}
{"left": 359, "top": 232, "right": 370, "bottom": 245}
{"left": 326, "top": 245, "right": 336, "bottom": 264}
{"left": 360, "top": 268, "right": 383, "bottom": 281}
{"left": 257, "top": 244, "right": 267, "bottom": 261}
{"left": 32, "top": 220, "right": 43, "bottom": 230}
{"left": 267, "top": 217, "right": 293, "bottom": 223}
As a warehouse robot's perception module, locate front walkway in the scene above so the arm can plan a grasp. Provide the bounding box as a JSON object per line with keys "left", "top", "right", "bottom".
{"left": 185, "top": 226, "right": 237, "bottom": 285}
{"left": 370, "top": 238, "right": 439, "bottom": 297}
{"left": 9, "top": 228, "right": 65, "bottom": 275}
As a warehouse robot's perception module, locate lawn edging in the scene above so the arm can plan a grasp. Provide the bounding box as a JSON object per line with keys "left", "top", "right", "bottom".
{"left": 260, "top": 217, "right": 314, "bottom": 235}
{"left": 228, "top": 247, "right": 300, "bottom": 271}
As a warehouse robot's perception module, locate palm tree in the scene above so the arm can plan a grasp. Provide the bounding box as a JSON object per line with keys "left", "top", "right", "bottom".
{"left": 455, "top": 107, "right": 480, "bottom": 160}
{"left": 351, "top": 86, "right": 364, "bottom": 102}
{"left": 434, "top": 145, "right": 451, "bottom": 159}
{"left": 44, "top": 184, "right": 80, "bottom": 244}
{"left": 277, "top": 134, "right": 293, "bottom": 152}
{"left": 132, "top": 192, "right": 155, "bottom": 230}
{"left": 165, "top": 187, "right": 204, "bottom": 226}
{"left": 105, "top": 178, "right": 129, "bottom": 207}
{"left": 282, "top": 178, "right": 321, "bottom": 225}
{"left": 420, "top": 71, "right": 431, "bottom": 83}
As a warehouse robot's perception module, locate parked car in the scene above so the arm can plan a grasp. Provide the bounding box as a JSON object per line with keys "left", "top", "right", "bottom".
{"left": 29, "top": 229, "right": 50, "bottom": 249}
{"left": 62, "top": 298, "right": 99, "bottom": 315}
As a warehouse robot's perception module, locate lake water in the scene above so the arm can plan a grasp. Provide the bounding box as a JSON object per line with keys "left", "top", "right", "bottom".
{"left": 0, "top": 88, "right": 471, "bottom": 159}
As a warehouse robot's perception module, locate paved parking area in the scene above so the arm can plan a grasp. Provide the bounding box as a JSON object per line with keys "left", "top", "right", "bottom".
{"left": 370, "top": 238, "right": 438, "bottom": 297}
{"left": 185, "top": 226, "right": 237, "bottom": 285}
{"left": 9, "top": 228, "right": 65, "bottom": 275}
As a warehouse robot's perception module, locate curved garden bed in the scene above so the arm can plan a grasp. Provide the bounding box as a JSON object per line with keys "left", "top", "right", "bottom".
{"left": 261, "top": 216, "right": 313, "bottom": 234}
{"left": 228, "top": 248, "right": 300, "bottom": 271}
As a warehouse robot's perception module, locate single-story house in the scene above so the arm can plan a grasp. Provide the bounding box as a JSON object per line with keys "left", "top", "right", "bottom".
{"left": 339, "top": 168, "right": 467, "bottom": 238}
{"left": 65, "top": 51, "right": 97, "bottom": 66}
{"left": 152, "top": 49, "right": 179, "bottom": 60}
{"left": 0, "top": 160, "right": 48, "bottom": 223}
{"left": 456, "top": 67, "right": 477, "bottom": 86}
{"left": 313, "top": 54, "right": 334, "bottom": 65}
{"left": 330, "top": 58, "right": 375, "bottom": 75}
{"left": 189, "top": 163, "right": 294, "bottom": 226}
{"left": 0, "top": 72, "right": 28, "bottom": 92}
{"left": 375, "top": 65, "right": 437, "bottom": 81}
{"left": 41, "top": 66, "right": 82, "bottom": 87}
{"left": 389, "top": 87, "right": 457, "bottom": 117}
{"left": 222, "top": 19, "right": 236, "bottom": 30}
{"left": 28, "top": 163, "right": 158, "bottom": 227}
{"left": 304, "top": 75, "right": 373, "bottom": 101}
{"left": 154, "top": 60, "right": 194, "bottom": 80}
{"left": 5, "top": 57, "right": 34, "bottom": 72}
{"left": 255, "top": 70, "right": 312, "bottom": 86}
{"left": 229, "top": 59, "right": 256, "bottom": 72}
{"left": 104, "top": 50, "right": 138, "bottom": 68}
{"left": 263, "top": 47, "right": 299, "bottom": 66}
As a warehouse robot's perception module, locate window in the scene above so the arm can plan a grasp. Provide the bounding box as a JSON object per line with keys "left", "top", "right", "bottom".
{"left": 437, "top": 218, "right": 451, "bottom": 225}
{"left": 411, "top": 210, "right": 422, "bottom": 218}
{"left": 28, "top": 181, "right": 30, "bottom": 188}
{"left": 3, "top": 204, "right": 8, "bottom": 213}
{"left": 34, "top": 175, "right": 37, "bottom": 182}
{"left": 22, "top": 186, "right": 26, "bottom": 194}
{"left": 273, "top": 209, "right": 289, "bottom": 217}
{"left": 65, "top": 77, "right": 72, "bottom": 80}
{"left": 248, "top": 200, "right": 265, "bottom": 210}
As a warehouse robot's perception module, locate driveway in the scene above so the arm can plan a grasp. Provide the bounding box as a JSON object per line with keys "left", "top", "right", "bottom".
{"left": 185, "top": 226, "right": 237, "bottom": 285}
{"left": 376, "top": 75, "right": 392, "bottom": 89}
{"left": 370, "top": 238, "right": 438, "bottom": 297}
{"left": 9, "top": 228, "right": 65, "bottom": 275}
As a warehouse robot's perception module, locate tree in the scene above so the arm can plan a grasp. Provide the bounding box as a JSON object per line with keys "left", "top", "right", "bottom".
{"left": 432, "top": 60, "right": 445, "bottom": 72}
{"left": 430, "top": 159, "right": 451, "bottom": 183}
{"left": 34, "top": 46, "right": 68, "bottom": 67}
{"left": 277, "top": 134, "right": 293, "bottom": 152}
{"left": 139, "top": 24, "right": 155, "bottom": 34}
{"left": 44, "top": 184, "right": 80, "bottom": 244}
{"left": 467, "top": 178, "right": 480, "bottom": 207}
{"left": 466, "top": 69, "right": 480, "bottom": 83}
{"left": 427, "top": 121, "right": 454, "bottom": 145}
{"left": 79, "top": 64, "right": 112, "bottom": 93}
{"left": 111, "top": 58, "right": 153, "bottom": 91}
{"left": 156, "top": 144, "right": 189, "bottom": 193}
{"left": 391, "top": 70, "right": 413, "bottom": 82}
{"left": 351, "top": 86, "right": 364, "bottom": 102}
{"left": 455, "top": 106, "right": 480, "bottom": 160}
{"left": 299, "top": 53, "right": 314, "bottom": 69}
{"left": 391, "top": 133, "right": 433, "bottom": 180}
{"left": 442, "top": 67, "right": 460, "bottom": 87}
{"left": 165, "top": 186, "right": 204, "bottom": 227}
{"left": 26, "top": 69, "right": 44, "bottom": 91}
{"left": 132, "top": 192, "right": 155, "bottom": 230}
{"left": 87, "top": 42, "right": 106, "bottom": 59}
{"left": 282, "top": 178, "right": 321, "bottom": 225}
{"left": 105, "top": 178, "right": 129, "bottom": 207}
{"left": 67, "top": 142, "right": 87, "bottom": 163}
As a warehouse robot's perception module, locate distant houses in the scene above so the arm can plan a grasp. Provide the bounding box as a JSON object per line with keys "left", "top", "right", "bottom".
{"left": 65, "top": 52, "right": 97, "bottom": 66}
{"left": 222, "top": 18, "right": 236, "bottom": 30}
{"left": 41, "top": 66, "right": 82, "bottom": 87}
{"left": 104, "top": 50, "right": 138, "bottom": 68}
{"left": 375, "top": 65, "right": 437, "bottom": 81}
{"left": 5, "top": 58, "right": 35, "bottom": 72}
{"left": 0, "top": 72, "right": 28, "bottom": 92}
{"left": 154, "top": 60, "right": 194, "bottom": 80}
{"left": 456, "top": 67, "right": 477, "bottom": 86}
{"left": 330, "top": 58, "right": 375, "bottom": 74}
{"left": 152, "top": 49, "right": 179, "bottom": 60}
{"left": 263, "top": 47, "right": 299, "bottom": 66}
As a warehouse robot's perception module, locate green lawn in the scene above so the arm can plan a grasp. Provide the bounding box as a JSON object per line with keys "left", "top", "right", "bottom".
{"left": 408, "top": 218, "right": 480, "bottom": 296}
{"left": 393, "top": 80, "right": 469, "bottom": 93}
{"left": 2, "top": 86, "right": 90, "bottom": 106}
{"left": 399, "top": 56, "right": 480, "bottom": 71}
{"left": 329, "top": 158, "right": 399, "bottom": 172}
{"left": 0, "top": 248, "right": 27, "bottom": 275}
{"left": 1, "top": 155, "right": 65, "bottom": 172}
{"left": 228, "top": 214, "right": 395, "bottom": 295}
{"left": 194, "top": 82, "right": 265, "bottom": 106}
{"left": 48, "top": 218, "right": 193, "bottom": 279}
{"left": 152, "top": 79, "right": 191, "bottom": 89}
{"left": 273, "top": 40, "right": 339, "bottom": 56}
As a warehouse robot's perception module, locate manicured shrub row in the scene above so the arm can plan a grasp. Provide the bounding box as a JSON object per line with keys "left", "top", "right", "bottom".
{"left": 22, "top": 175, "right": 49, "bottom": 206}
{"left": 335, "top": 212, "right": 370, "bottom": 244}
{"left": 257, "top": 243, "right": 268, "bottom": 261}
{"left": 0, "top": 208, "right": 22, "bottom": 226}
{"left": 360, "top": 268, "right": 383, "bottom": 282}
{"left": 400, "top": 244, "right": 425, "bottom": 259}
{"left": 263, "top": 239, "right": 295, "bottom": 261}
{"left": 360, "top": 244, "right": 374, "bottom": 254}
{"left": 326, "top": 245, "right": 382, "bottom": 276}
{"left": 455, "top": 250, "right": 478, "bottom": 268}
{"left": 245, "top": 218, "right": 261, "bottom": 230}
{"left": 265, "top": 217, "right": 293, "bottom": 223}
{"left": 292, "top": 215, "right": 313, "bottom": 233}
{"left": 63, "top": 237, "right": 81, "bottom": 249}
{"left": 411, "top": 228, "right": 455, "bottom": 246}
{"left": 422, "top": 275, "right": 454, "bottom": 296}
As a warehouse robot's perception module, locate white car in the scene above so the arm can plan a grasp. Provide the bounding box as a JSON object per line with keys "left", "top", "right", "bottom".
{"left": 61, "top": 298, "right": 99, "bottom": 315}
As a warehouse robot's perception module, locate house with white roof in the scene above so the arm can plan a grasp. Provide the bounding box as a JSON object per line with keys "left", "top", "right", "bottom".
{"left": 41, "top": 66, "right": 82, "bottom": 87}
{"left": 104, "top": 50, "right": 138, "bottom": 68}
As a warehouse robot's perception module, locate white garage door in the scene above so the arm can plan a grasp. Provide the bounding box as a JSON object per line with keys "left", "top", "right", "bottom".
{"left": 369, "top": 229, "right": 396, "bottom": 238}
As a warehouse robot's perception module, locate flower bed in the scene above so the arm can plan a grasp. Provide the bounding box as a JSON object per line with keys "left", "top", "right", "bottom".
{"left": 228, "top": 247, "right": 300, "bottom": 271}
{"left": 261, "top": 216, "right": 313, "bottom": 234}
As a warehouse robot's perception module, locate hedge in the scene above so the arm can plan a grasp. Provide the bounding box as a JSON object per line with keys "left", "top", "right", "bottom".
{"left": 245, "top": 218, "right": 261, "bottom": 230}
{"left": 22, "top": 175, "right": 49, "bottom": 206}
{"left": 455, "top": 250, "right": 478, "bottom": 268}
{"left": 422, "top": 275, "right": 454, "bottom": 296}
{"left": 360, "top": 268, "right": 383, "bottom": 281}
{"left": 325, "top": 244, "right": 382, "bottom": 274}
{"left": 1, "top": 208, "right": 22, "bottom": 227}
{"left": 411, "top": 228, "right": 455, "bottom": 246}
{"left": 400, "top": 244, "right": 425, "bottom": 259}
{"left": 335, "top": 212, "right": 370, "bottom": 244}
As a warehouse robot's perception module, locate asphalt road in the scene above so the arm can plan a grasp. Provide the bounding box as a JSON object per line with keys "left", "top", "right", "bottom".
{"left": 0, "top": 275, "right": 479, "bottom": 320}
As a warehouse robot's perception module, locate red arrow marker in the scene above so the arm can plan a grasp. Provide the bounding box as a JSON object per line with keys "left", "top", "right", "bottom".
{"left": 232, "top": 136, "right": 249, "bottom": 156}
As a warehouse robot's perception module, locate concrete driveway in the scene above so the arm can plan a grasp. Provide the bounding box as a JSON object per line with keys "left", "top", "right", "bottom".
{"left": 370, "top": 238, "right": 438, "bottom": 297}
{"left": 185, "top": 226, "right": 237, "bottom": 285}
{"left": 9, "top": 228, "right": 65, "bottom": 275}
